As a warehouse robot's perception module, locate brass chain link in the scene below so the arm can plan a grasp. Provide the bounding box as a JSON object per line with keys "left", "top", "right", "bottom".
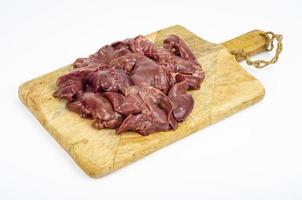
{"left": 231, "top": 31, "right": 283, "bottom": 68}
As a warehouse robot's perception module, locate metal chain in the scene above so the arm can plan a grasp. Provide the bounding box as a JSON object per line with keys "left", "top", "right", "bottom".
{"left": 231, "top": 31, "right": 283, "bottom": 68}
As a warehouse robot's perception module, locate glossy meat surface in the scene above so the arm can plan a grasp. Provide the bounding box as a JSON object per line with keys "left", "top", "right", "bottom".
{"left": 53, "top": 35, "right": 204, "bottom": 135}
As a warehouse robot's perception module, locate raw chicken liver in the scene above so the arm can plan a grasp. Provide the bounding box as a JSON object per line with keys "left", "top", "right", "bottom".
{"left": 53, "top": 35, "right": 204, "bottom": 135}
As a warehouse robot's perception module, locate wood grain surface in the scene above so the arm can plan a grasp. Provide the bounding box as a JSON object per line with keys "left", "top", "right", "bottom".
{"left": 19, "top": 25, "right": 265, "bottom": 177}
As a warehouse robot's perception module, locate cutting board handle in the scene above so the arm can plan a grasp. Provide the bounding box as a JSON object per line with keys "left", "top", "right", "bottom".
{"left": 222, "top": 30, "right": 268, "bottom": 62}
{"left": 222, "top": 30, "right": 283, "bottom": 68}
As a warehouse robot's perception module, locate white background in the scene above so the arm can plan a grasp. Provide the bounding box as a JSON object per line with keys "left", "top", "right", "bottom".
{"left": 1, "top": 0, "right": 302, "bottom": 199}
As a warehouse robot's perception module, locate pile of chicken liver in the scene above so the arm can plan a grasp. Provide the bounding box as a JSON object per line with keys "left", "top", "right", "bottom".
{"left": 53, "top": 35, "right": 204, "bottom": 135}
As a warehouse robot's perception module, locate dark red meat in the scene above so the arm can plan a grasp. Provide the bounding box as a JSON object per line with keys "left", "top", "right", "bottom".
{"left": 168, "top": 74, "right": 194, "bottom": 121}
{"left": 85, "top": 68, "right": 130, "bottom": 93}
{"left": 130, "top": 56, "right": 171, "bottom": 94}
{"left": 53, "top": 34, "right": 204, "bottom": 135}
{"left": 53, "top": 67, "right": 96, "bottom": 101}
{"left": 163, "top": 34, "right": 198, "bottom": 63}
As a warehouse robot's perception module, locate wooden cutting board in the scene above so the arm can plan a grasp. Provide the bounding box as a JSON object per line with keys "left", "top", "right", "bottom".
{"left": 19, "top": 25, "right": 266, "bottom": 177}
